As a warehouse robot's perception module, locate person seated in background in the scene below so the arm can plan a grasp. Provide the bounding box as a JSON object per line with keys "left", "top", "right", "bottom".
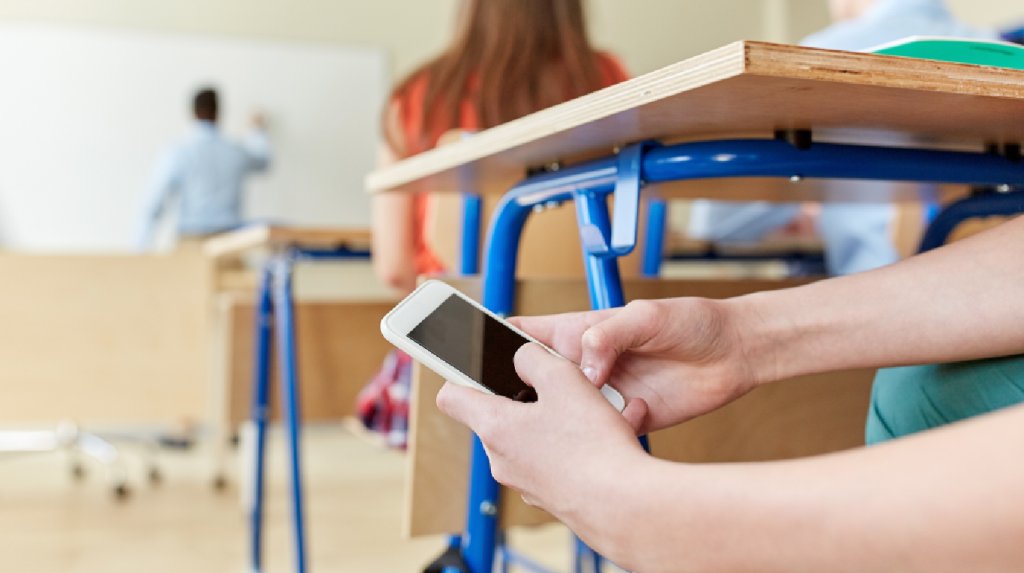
{"left": 361, "top": 0, "right": 629, "bottom": 447}
{"left": 370, "top": 0, "right": 629, "bottom": 294}
{"left": 138, "top": 87, "right": 271, "bottom": 250}
{"left": 688, "top": 0, "right": 996, "bottom": 275}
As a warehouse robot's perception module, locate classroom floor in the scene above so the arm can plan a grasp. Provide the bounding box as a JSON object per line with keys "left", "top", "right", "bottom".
{"left": 0, "top": 424, "right": 573, "bottom": 572}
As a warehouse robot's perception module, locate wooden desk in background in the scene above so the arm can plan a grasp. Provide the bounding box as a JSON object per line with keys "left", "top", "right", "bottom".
{"left": 203, "top": 224, "right": 400, "bottom": 573}
{"left": 201, "top": 225, "right": 385, "bottom": 487}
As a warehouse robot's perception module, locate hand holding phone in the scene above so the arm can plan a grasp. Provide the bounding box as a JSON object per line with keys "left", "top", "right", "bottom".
{"left": 381, "top": 280, "right": 625, "bottom": 411}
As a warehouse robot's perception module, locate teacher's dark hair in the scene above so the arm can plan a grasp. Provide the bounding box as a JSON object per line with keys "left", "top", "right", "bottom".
{"left": 193, "top": 88, "right": 219, "bottom": 122}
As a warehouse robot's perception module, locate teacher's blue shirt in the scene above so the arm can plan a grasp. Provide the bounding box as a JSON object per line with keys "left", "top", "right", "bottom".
{"left": 140, "top": 120, "right": 270, "bottom": 247}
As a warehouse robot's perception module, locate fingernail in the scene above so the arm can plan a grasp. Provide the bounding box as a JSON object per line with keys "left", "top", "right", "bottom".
{"left": 581, "top": 365, "right": 597, "bottom": 383}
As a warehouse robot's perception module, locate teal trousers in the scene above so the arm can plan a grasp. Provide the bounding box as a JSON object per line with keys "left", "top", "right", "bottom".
{"left": 866, "top": 355, "right": 1024, "bottom": 444}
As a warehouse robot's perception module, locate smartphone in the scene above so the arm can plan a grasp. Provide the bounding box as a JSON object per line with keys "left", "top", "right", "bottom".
{"left": 380, "top": 280, "right": 625, "bottom": 410}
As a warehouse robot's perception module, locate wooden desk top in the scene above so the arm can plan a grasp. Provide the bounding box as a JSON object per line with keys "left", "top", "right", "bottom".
{"left": 367, "top": 41, "right": 1024, "bottom": 196}
{"left": 202, "top": 225, "right": 372, "bottom": 259}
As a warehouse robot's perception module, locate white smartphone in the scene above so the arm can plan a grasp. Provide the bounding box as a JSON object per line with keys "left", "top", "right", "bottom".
{"left": 380, "top": 280, "right": 625, "bottom": 411}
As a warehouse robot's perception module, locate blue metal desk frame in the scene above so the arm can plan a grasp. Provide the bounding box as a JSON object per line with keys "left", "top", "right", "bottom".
{"left": 247, "top": 244, "right": 370, "bottom": 573}
{"left": 444, "top": 136, "right": 1024, "bottom": 573}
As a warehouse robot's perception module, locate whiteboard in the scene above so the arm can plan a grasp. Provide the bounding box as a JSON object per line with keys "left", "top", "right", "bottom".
{"left": 0, "top": 23, "right": 388, "bottom": 251}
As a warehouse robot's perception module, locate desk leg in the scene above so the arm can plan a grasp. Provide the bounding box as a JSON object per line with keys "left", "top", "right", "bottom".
{"left": 273, "top": 253, "right": 309, "bottom": 573}
{"left": 573, "top": 191, "right": 626, "bottom": 310}
{"left": 573, "top": 535, "right": 605, "bottom": 573}
{"left": 641, "top": 197, "right": 667, "bottom": 278}
{"left": 573, "top": 190, "right": 637, "bottom": 573}
{"left": 460, "top": 195, "right": 533, "bottom": 573}
{"left": 423, "top": 193, "right": 487, "bottom": 573}
{"left": 249, "top": 263, "right": 274, "bottom": 573}
{"left": 209, "top": 293, "right": 233, "bottom": 492}
{"left": 461, "top": 193, "right": 483, "bottom": 276}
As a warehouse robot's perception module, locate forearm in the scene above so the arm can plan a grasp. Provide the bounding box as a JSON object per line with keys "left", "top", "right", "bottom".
{"left": 732, "top": 215, "right": 1024, "bottom": 382}
{"left": 596, "top": 404, "right": 1024, "bottom": 573}
{"left": 245, "top": 129, "right": 271, "bottom": 171}
{"left": 371, "top": 193, "right": 418, "bottom": 292}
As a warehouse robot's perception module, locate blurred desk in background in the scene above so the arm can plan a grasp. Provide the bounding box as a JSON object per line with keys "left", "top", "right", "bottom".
{"left": 0, "top": 253, "right": 211, "bottom": 426}
{"left": 201, "top": 225, "right": 393, "bottom": 492}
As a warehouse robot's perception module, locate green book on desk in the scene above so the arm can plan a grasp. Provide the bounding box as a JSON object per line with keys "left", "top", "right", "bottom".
{"left": 870, "top": 36, "right": 1024, "bottom": 70}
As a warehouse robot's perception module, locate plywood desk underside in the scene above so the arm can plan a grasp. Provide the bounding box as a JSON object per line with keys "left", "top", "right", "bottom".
{"left": 368, "top": 41, "right": 1024, "bottom": 199}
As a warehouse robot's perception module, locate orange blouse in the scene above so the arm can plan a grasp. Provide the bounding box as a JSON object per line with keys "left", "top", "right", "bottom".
{"left": 394, "top": 52, "right": 630, "bottom": 275}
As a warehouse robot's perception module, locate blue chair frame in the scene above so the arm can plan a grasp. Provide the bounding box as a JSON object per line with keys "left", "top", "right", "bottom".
{"left": 243, "top": 139, "right": 1024, "bottom": 573}
{"left": 444, "top": 136, "right": 1024, "bottom": 573}
{"left": 918, "top": 187, "right": 1024, "bottom": 253}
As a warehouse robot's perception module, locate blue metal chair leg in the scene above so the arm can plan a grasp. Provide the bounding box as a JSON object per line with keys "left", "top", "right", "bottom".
{"left": 641, "top": 197, "right": 667, "bottom": 278}
{"left": 461, "top": 193, "right": 484, "bottom": 275}
{"left": 423, "top": 192, "right": 488, "bottom": 573}
{"left": 573, "top": 536, "right": 585, "bottom": 573}
{"left": 573, "top": 535, "right": 602, "bottom": 573}
{"left": 574, "top": 191, "right": 626, "bottom": 310}
{"left": 250, "top": 263, "right": 275, "bottom": 573}
{"left": 462, "top": 435, "right": 501, "bottom": 572}
{"left": 918, "top": 188, "right": 1024, "bottom": 253}
{"left": 572, "top": 190, "right": 631, "bottom": 573}
{"left": 272, "top": 251, "right": 309, "bottom": 573}
{"left": 458, "top": 193, "right": 536, "bottom": 573}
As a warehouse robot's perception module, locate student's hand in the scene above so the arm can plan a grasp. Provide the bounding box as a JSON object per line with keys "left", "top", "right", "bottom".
{"left": 510, "top": 298, "right": 762, "bottom": 434}
{"left": 436, "top": 343, "right": 649, "bottom": 517}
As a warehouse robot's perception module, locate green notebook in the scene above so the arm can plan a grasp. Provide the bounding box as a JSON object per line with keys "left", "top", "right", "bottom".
{"left": 870, "top": 36, "right": 1024, "bottom": 70}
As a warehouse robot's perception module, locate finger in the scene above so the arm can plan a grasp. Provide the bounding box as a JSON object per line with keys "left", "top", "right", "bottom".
{"left": 621, "top": 397, "right": 650, "bottom": 435}
{"left": 510, "top": 310, "right": 615, "bottom": 360}
{"left": 513, "top": 343, "right": 590, "bottom": 397}
{"left": 580, "top": 299, "right": 663, "bottom": 386}
{"left": 508, "top": 313, "right": 578, "bottom": 346}
{"left": 435, "top": 381, "right": 515, "bottom": 436}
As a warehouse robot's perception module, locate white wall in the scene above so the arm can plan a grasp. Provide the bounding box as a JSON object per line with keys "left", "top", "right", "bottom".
{"left": 0, "top": 1, "right": 779, "bottom": 251}
{"left": 0, "top": 0, "right": 776, "bottom": 89}
{"left": 948, "top": 0, "right": 1023, "bottom": 28}
{"left": 0, "top": 23, "right": 387, "bottom": 251}
{"left": 787, "top": 0, "right": 1023, "bottom": 42}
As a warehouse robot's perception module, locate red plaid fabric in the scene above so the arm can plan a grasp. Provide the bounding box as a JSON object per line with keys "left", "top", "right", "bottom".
{"left": 356, "top": 349, "right": 412, "bottom": 449}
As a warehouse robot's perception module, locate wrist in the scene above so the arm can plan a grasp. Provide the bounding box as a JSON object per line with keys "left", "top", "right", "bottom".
{"left": 723, "top": 291, "right": 803, "bottom": 386}
{"left": 576, "top": 449, "right": 662, "bottom": 567}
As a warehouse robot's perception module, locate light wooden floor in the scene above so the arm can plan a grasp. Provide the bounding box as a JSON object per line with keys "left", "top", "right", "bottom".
{"left": 0, "top": 425, "right": 572, "bottom": 572}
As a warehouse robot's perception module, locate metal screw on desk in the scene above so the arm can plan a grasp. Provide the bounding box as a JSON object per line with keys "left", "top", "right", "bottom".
{"left": 533, "top": 201, "right": 561, "bottom": 213}
{"left": 997, "top": 184, "right": 1012, "bottom": 193}
{"left": 789, "top": 175, "right": 804, "bottom": 183}
{"left": 479, "top": 501, "right": 498, "bottom": 516}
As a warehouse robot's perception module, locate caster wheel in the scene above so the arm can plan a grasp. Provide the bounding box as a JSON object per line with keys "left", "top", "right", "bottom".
{"left": 113, "top": 483, "right": 131, "bottom": 500}
{"left": 212, "top": 474, "right": 228, "bottom": 492}
{"left": 71, "top": 463, "right": 86, "bottom": 480}
{"left": 148, "top": 467, "right": 162, "bottom": 485}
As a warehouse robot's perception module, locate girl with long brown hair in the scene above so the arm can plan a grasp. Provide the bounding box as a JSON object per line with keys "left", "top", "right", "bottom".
{"left": 359, "top": 0, "right": 628, "bottom": 446}
{"left": 371, "top": 0, "right": 628, "bottom": 293}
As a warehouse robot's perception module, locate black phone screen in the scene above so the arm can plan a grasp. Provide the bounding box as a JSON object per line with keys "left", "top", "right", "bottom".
{"left": 407, "top": 294, "right": 538, "bottom": 403}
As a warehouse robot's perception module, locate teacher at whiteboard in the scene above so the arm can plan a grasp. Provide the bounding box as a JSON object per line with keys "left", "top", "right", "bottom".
{"left": 137, "top": 87, "right": 271, "bottom": 250}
